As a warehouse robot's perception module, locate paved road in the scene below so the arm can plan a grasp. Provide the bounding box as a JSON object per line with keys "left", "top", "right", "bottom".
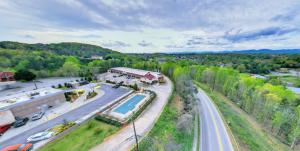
{"left": 196, "top": 88, "right": 234, "bottom": 151}
{"left": 0, "top": 84, "right": 129, "bottom": 148}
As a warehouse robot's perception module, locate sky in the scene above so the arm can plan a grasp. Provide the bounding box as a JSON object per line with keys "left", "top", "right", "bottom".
{"left": 0, "top": 0, "right": 300, "bottom": 53}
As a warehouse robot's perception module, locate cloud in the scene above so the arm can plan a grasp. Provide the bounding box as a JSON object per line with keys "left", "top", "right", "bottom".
{"left": 224, "top": 27, "right": 298, "bottom": 42}
{"left": 102, "top": 41, "right": 130, "bottom": 48}
{"left": 0, "top": 0, "right": 300, "bottom": 52}
{"left": 23, "top": 34, "right": 35, "bottom": 39}
{"left": 80, "top": 34, "right": 102, "bottom": 39}
{"left": 270, "top": 7, "right": 300, "bottom": 22}
{"left": 186, "top": 36, "right": 228, "bottom": 46}
{"left": 138, "top": 40, "right": 154, "bottom": 47}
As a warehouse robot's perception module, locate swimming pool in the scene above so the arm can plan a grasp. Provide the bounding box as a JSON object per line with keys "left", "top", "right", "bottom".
{"left": 113, "top": 94, "right": 146, "bottom": 114}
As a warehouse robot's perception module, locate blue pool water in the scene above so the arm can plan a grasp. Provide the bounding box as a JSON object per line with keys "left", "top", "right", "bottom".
{"left": 114, "top": 94, "right": 146, "bottom": 114}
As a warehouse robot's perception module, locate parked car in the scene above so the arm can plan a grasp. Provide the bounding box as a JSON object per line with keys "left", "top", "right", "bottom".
{"left": 27, "top": 131, "right": 54, "bottom": 143}
{"left": 2, "top": 143, "right": 33, "bottom": 151}
{"left": 0, "top": 124, "right": 11, "bottom": 136}
{"left": 31, "top": 111, "right": 45, "bottom": 121}
{"left": 112, "top": 84, "right": 120, "bottom": 88}
{"left": 13, "top": 117, "right": 29, "bottom": 128}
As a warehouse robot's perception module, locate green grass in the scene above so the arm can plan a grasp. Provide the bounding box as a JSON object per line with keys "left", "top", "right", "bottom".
{"left": 281, "top": 76, "right": 300, "bottom": 87}
{"left": 138, "top": 92, "right": 194, "bottom": 151}
{"left": 194, "top": 81, "right": 290, "bottom": 151}
{"left": 40, "top": 119, "right": 120, "bottom": 151}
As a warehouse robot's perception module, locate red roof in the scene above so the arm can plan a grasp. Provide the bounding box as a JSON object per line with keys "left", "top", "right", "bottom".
{"left": 0, "top": 72, "right": 14, "bottom": 78}
{"left": 144, "top": 72, "right": 155, "bottom": 80}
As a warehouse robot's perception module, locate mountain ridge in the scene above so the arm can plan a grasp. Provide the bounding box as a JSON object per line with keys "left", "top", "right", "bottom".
{"left": 0, "top": 41, "right": 120, "bottom": 57}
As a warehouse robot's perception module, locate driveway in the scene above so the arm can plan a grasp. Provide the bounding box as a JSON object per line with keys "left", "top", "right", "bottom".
{"left": 196, "top": 88, "right": 234, "bottom": 151}
{"left": 0, "top": 84, "right": 130, "bottom": 148}
{"left": 90, "top": 77, "right": 173, "bottom": 151}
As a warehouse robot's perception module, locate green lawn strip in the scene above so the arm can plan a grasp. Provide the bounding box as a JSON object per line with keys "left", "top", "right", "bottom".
{"left": 138, "top": 92, "right": 194, "bottom": 151}
{"left": 194, "top": 81, "right": 289, "bottom": 151}
{"left": 40, "top": 119, "right": 119, "bottom": 151}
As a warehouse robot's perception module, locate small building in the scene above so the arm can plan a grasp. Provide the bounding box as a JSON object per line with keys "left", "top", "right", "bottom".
{"left": 67, "top": 80, "right": 89, "bottom": 88}
{"left": 251, "top": 74, "right": 267, "bottom": 80}
{"left": 91, "top": 55, "right": 103, "bottom": 60}
{"left": 108, "top": 67, "right": 164, "bottom": 84}
{"left": 0, "top": 88, "right": 66, "bottom": 118}
{"left": 0, "top": 72, "right": 14, "bottom": 82}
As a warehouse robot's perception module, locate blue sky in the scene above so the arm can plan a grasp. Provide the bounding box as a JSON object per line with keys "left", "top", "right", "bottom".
{"left": 0, "top": 0, "right": 300, "bottom": 53}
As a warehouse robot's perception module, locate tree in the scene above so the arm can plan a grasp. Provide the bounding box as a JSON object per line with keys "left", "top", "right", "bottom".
{"left": 14, "top": 69, "right": 36, "bottom": 81}
{"left": 132, "top": 83, "right": 138, "bottom": 91}
{"left": 59, "top": 61, "right": 80, "bottom": 77}
{"left": 15, "top": 60, "right": 29, "bottom": 70}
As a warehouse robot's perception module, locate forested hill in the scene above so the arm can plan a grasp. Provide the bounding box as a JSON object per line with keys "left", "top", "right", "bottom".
{"left": 0, "top": 41, "right": 119, "bottom": 57}
{"left": 223, "top": 49, "right": 300, "bottom": 54}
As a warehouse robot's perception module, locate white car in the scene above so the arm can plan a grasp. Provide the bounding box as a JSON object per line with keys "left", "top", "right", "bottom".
{"left": 27, "top": 131, "right": 54, "bottom": 143}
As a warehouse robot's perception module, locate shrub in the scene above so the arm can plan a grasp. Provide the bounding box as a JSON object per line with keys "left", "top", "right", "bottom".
{"left": 94, "top": 116, "right": 122, "bottom": 127}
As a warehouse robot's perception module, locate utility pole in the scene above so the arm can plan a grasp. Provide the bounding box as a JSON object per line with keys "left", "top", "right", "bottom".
{"left": 131, "top": 110, "right": 139, "bottom": 151}
{"left": 33, "top": 80, "right": 38, "bottom": 90}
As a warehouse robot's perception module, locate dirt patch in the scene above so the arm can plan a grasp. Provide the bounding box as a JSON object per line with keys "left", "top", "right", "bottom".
{"left": 172, "top": 95, "right": 184, "bottom": 113}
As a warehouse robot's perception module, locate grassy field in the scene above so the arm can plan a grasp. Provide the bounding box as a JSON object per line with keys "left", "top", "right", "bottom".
{"left": 194, "top": 81, "right": 290, "bottom": 151}
{"left": 40, "top": 119, "right": 119, "bottom": 151}
{"left": 138, "top": 92, "right": 194, "bottom": 151}
{"left": 281, "top": 76, "right": 300, "bottom": 87}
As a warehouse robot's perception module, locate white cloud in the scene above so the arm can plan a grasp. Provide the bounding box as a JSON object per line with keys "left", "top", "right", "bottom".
{"left": 0, "top": 0, "right": 300, "bottom": 53}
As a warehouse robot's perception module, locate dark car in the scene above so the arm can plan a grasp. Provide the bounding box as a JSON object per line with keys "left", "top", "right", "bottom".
{"left": 112, "top": 85, "right": 120, "bottom": 89}
{"left": 0, "top": 124, "right": 11, "bottom": 136}
{"left": 112, "top": 82, "right": 123, "bottom": 89}
{"left": 13, "top": 117, "right": 29, "bottom": 128}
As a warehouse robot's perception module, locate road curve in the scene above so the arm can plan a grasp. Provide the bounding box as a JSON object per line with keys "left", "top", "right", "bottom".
{"left": 196, "top": 88, "right": 234, "bottom": 151}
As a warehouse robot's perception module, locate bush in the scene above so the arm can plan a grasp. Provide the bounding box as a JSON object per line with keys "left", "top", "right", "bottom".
{"left": 14, "top": 69, "right": 36, "bottom": 81}
{"left": 94, "top": 116, "right": 122, "bottom": 127}
{"left": 87, "top": 91, "right": 97, "bottom": 99}
{"left": 176, "top": 113, "right": 193, "bottom": 134}
{"left": 106, "top": 80, "right": 116, "bottom": 84}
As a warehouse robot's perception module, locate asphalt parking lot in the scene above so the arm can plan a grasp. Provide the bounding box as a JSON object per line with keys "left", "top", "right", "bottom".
{"left": 0, "top": 84, "right": 130, "bottom": 148}
{"left": 0, "top": 77, "right": 79, "bottom": 97}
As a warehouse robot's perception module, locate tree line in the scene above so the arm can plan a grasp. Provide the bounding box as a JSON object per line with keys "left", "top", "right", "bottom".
{"left": 148, "top": 53, "right": 300, "bottom": 74}
{"left": 159, "top": 60, "right": 300, "bottom": 149}
{"left": 0, "top": 48, "right": 160, "bottom": 81}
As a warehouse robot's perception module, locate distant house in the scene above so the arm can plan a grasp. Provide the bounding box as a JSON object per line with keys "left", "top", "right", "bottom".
{"left": 108, "top": 67, "right": 164, "bottom": 84}
{"left": 91, "top": 55, "right": 103, "bottom": 60}
{"left": 0, "top": 72, "right": 14, "bottom": 82}
{"left": 251, "top": 74, "right": 267, "bottom": 80}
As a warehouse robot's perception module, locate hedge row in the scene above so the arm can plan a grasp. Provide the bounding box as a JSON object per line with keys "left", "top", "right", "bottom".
{"left": 94, "top": 115, "right": 122, "bottom": 127}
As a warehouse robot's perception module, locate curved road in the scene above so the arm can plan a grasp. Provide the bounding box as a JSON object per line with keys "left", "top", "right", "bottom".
{"left": 0, "top": 84, "right": 130, "bottom": 148}
{"left": 196, "top": 88, "right": 234, "bottom": 151}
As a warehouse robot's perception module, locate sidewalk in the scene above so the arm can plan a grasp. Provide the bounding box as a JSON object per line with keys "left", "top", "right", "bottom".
{"left": 90, "top": 77, "right": 173, "bottom": 151}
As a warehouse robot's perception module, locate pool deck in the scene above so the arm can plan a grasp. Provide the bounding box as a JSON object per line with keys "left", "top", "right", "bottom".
{"left": 90, "top": 76, "right": 173, "bottom": 151}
